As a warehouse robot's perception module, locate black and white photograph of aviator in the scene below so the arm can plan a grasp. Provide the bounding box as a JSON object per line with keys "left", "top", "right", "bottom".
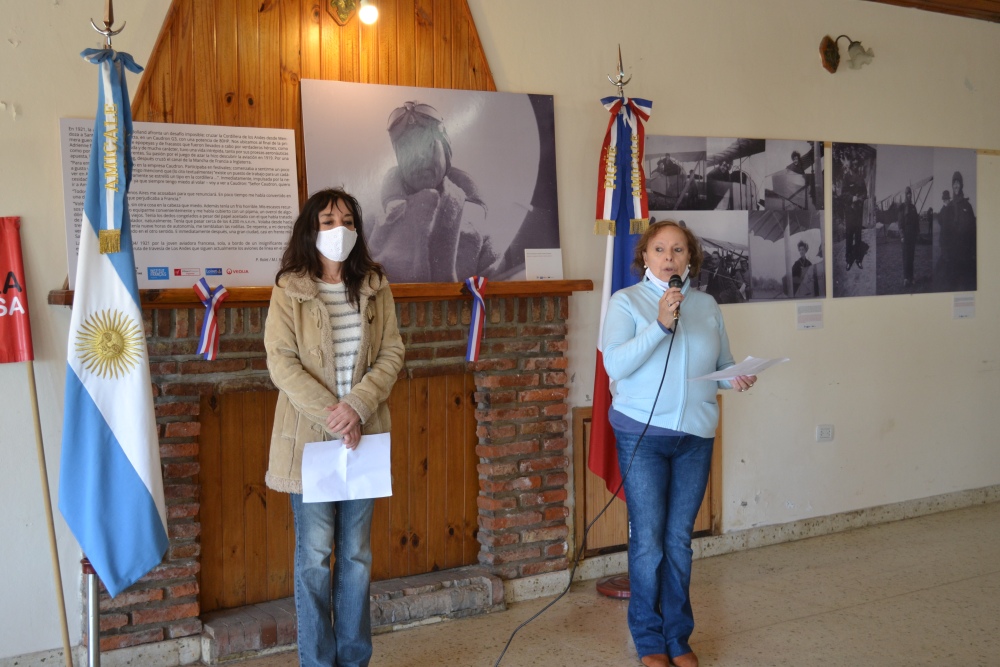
{"left": 832, "top": 142, "right": 976, "bottom": 298}
{"left": 300, "top": 79, "right": 560, "bottom": 283}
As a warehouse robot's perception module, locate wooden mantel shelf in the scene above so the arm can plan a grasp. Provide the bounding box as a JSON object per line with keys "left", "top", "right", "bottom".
{"left": 47, "top": 279, "right": 594, "bottom": 308}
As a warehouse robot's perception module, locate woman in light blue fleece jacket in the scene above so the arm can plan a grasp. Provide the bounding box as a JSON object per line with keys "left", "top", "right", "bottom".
{"left": 602, "top": 220, "right": 756, "bottom": 667}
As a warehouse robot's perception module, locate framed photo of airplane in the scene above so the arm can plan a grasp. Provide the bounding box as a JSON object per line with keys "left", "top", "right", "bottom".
{"left": 645, "top": 135, "right": 825, "bottom": 302}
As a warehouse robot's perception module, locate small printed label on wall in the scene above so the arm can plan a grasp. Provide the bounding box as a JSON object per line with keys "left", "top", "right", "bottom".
{"left": 797, "top": 301, "right": 823, "bottom": 330}
{"left": 953, "top": 294, "right": 975, "bottom": 319}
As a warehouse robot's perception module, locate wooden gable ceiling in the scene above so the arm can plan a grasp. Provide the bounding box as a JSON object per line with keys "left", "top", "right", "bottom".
{"left": 866, "top": 0, "right": 1000, "bottom": 23}
{"left": 131, "top": 0, "right": 496, "bottom": 204}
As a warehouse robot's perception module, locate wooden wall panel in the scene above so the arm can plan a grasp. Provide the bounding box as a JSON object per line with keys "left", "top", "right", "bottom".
{"left": 133, "top": 0, "right": 495, "bottom": 207}
{"left": 219, "top": 392, "right": 247, "bottom": 605}
{"left": 198, "top": 394, "right": 224, "bottom": 610}
{"left": 216, "top": 0, "right": 240, "bottom": 127}
{"left": 377, "top": 0, "right": 397, "bottom": 85}
{"left": 200, "top": 390, "right": 296, "bottom": 613}
{"left": 396, "top": 0, "right": 416, "bottom": 86}
{"left": 413, "top": 0, "right": 435, "bottom": 87}
{"left": 236, "top": 1, "right": 261, "bottom": 128}
{"left": 170, "top": 1, "right": 195, "bottom": 124}
{"left": 258, "top": 3, "right": 283, "bottom": 129}
{"left": 167, "top": 374, "right": 481, "bottom": 590}
{"left": 384, "top": 379, "right": 412, "bottom": 579}
{"left": 433, "top": 0, "right": 452, "bottom": 89}
{"left": 200, "top": 382, "right": 480, "bottom": 610}
{"left": 370, "top": 374, "right": 480, "bottom": 582}
{"left": 193, "top": 2, "right": 221, "bottom": 125}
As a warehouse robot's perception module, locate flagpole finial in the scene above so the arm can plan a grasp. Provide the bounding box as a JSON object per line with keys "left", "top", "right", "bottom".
{"left": 607, "top": 44, "right": 631, "bottom": 99}
{"left": 90, "top": 0, "right": 125, "bottom": 49}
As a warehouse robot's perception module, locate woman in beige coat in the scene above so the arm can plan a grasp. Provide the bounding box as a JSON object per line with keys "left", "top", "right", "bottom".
{"left": 264, "top": 188, "right": 404, "bottom": 667}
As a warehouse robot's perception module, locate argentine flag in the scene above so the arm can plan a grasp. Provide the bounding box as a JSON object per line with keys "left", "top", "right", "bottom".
{"left": 59, "top": 49, "right": 168, "bottom": 598}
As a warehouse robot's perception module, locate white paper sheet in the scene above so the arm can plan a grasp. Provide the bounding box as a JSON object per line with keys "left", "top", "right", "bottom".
{"left": 688, "top": 356, "right": 790, "bottom": 382}
{"left": 301, "top": 433, "right": 393, "bottom": 503}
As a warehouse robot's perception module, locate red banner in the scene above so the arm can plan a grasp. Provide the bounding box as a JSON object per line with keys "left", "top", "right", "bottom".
{"left": 0, "top": 217, "right": 34, "bottom": 363}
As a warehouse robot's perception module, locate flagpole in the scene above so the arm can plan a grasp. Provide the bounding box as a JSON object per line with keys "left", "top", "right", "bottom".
{"left": 26, "top": 360, "right": 74, "bottom": 667}
{"left": 83, "top": 558, "right": 101, "bottom": 667}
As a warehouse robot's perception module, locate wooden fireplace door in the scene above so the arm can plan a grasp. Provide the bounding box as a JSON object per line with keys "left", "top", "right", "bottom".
{"left": 198, "top": 374, "right": 480, "bottom": 612}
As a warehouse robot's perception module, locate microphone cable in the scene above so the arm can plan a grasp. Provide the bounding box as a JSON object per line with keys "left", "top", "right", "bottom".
{"left": 492, "top": 316, "right": 679, "bottom": 666}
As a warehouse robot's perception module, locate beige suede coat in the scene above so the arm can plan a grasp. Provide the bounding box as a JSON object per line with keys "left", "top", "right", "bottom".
{"left": 263, "top": 270, "right": 405, "bottom": 494}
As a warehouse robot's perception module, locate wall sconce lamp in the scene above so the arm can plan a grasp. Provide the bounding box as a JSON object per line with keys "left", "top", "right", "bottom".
{"left": 820, "top": 35, "right": 874, "bottom": 73}
{"left": 359, "top": 0, "right": 379, "bottom": 24}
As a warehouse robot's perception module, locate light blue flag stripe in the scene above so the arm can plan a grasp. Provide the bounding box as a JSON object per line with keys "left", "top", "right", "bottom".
{"left": 58, "top": 371, "right": 169, "bottom": 596}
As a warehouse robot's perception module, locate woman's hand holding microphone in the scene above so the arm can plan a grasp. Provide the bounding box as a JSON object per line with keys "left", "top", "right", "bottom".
{"left": 658, "top": 287, "right": 684, "bottom": 329}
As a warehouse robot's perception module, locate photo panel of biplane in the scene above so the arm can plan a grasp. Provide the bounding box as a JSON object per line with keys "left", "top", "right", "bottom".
{"left": 832, "top": 143, "right": 977, "bottom": 298}
{"left": 300, "top": 79, "right": 560, "bottom": 283}
{"left": 645, "top": 135, "right": 825, "bottom": 303}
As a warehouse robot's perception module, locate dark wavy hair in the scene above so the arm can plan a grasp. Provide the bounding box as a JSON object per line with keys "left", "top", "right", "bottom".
{"left": 632, "top": 219, "right": 704, "bottom": 278}
{"left": 275, "top": 188, "right": 385, "bottom": 310}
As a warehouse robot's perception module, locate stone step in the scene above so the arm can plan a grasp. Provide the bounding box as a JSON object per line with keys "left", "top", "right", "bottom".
{"left": 200, "top": 566, "right": 505, "bottom": 664}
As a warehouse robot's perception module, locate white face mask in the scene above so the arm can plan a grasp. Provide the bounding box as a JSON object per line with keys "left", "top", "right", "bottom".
{"left": 316, "top": 226, "right": 358, "bottom": 262}
{"left": 644, "top": 266, "right": 689, "bottom": 292}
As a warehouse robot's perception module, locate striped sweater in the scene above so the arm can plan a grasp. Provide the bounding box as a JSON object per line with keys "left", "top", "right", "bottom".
{"left": 314, "top": 279, "right": 361, "bottom": 399}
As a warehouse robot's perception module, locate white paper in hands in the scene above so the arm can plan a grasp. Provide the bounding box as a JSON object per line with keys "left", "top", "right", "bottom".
{"left": 302, "top": 433, "right": 393, "bottom": 503}
{"left": 688, "top": 355, "right": 789, "bottom": 382}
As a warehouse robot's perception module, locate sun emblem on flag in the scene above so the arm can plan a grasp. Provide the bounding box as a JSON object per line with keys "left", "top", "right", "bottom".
{"left": 75, "top": 309, "right": 144, "bottom": 379}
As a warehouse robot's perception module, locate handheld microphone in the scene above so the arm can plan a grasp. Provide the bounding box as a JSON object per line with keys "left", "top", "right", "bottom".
{"left": 668, "top": 274, "right": 683, "bottom": 319}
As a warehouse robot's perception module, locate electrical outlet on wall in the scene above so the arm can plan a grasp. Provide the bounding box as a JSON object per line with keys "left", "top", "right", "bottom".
{"left": 816, "top": 424, "right": 834, "bottom": 442}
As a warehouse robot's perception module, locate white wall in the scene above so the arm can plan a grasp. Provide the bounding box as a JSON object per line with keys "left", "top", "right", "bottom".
{"left": 2, "top": 0, "right": 999, "bottom": 659}
{"left": 0, "top": 0, "right": 172, "bottom": 658}
{"left": 467, "top": 0, "right": 1000, "bottom": 532}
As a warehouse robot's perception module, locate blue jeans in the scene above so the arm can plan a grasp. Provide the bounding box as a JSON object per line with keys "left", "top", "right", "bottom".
{"left": 291, "top": 494, "right": 375, "bottom": 667}
{"left": 615, "top": 429, "right": 714, "bottom": 659}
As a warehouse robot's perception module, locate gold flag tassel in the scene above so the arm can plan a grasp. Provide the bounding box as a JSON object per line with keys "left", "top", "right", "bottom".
{"left": 99, "top": 229, "right": 121, "bottom": 254}
{"left": 595, "top": 219, "right": 617, "bottom": 235}
{"left": 629, "top": 218, "right": 649, "bottom": 235}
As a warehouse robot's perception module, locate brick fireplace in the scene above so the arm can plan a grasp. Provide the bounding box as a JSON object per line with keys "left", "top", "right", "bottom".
{"left": 51, "top": 281, "right": 591, "bottom": 651}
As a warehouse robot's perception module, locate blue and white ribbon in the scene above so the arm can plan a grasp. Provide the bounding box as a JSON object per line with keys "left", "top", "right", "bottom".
{"left": 464, "top": 276, "right": 488, "bottom": 362}
{"left": 80, "top": 48, "right": 143, "bottom": 254}
{"left": 194, "top": 278, "right": 228, "bottom": 361}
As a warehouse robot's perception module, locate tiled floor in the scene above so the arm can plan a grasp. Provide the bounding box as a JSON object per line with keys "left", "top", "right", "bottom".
{"left": 231, "top": 502, "right": 1000, "bottom": 666}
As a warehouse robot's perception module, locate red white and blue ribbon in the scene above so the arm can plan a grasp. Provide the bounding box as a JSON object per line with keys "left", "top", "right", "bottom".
{"left": 193, "top": 278, "right": 228, "bottom": 360}
{"left": 595, "top": 96, "right": 652, "bottom": 236}
{"left": 464, "top": 276, "right": 488, "bottom": 362}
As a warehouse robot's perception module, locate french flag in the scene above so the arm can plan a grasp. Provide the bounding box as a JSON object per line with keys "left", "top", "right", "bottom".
{"left": 589, "top": 96, "right": 651, "bottom": 499}
{"left": 59, "top": 49, "right": 168, "bottom": 598}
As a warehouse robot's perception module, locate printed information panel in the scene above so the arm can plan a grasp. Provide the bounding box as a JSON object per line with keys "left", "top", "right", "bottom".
{"left": 61, "top": 119, "right": 298, "bottom": 289}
